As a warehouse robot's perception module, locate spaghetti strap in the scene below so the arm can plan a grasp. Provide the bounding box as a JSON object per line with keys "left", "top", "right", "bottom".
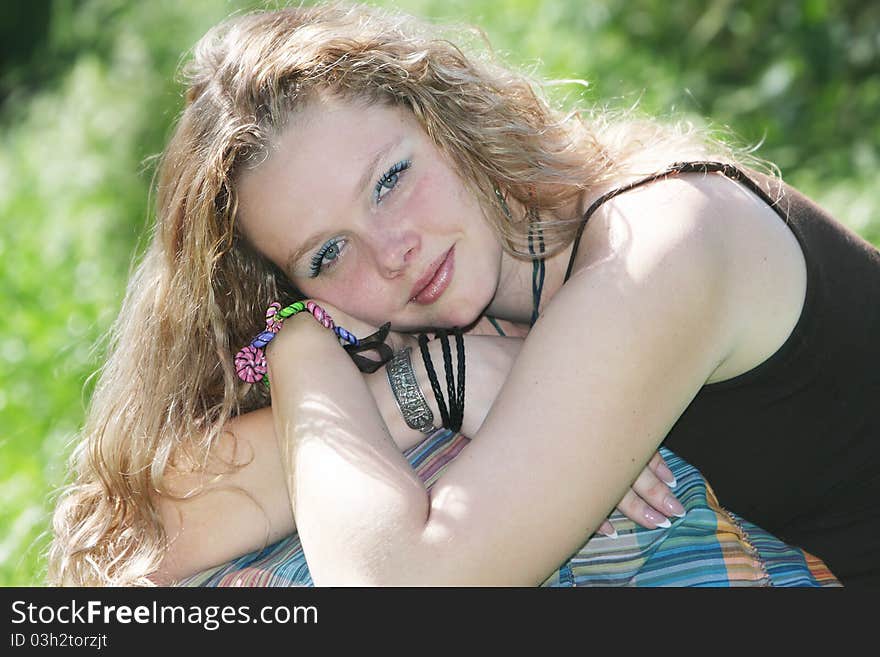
{"left": 563, "top": 161, "right": 784, "bottom": 283}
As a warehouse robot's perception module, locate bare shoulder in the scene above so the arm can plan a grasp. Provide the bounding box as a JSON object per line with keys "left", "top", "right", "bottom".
{"left": 573, "top": 170, "right": 790, "bottom": 268}
{"left": 568, "top": 170, "right": 807, "bottom": 382}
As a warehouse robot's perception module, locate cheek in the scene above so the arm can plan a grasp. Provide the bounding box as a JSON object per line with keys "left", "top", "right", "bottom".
{"left": 409, "top": 164, "right": 465, "bottom": 230}
{"left": 303, "top": 269, "right": 392, "bottom": 326}
{"left": 406, "top": 171, "right": 435, "bottom": 221}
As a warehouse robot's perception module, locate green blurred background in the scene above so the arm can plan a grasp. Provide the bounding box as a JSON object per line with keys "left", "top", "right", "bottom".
{"left": 1, "top": 0, "right": 877, "bottom": 586}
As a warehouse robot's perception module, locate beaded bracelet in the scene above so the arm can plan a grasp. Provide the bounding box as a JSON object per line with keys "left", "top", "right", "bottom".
{"left": 234, "top": 300, "right": 360, "bottom": 386}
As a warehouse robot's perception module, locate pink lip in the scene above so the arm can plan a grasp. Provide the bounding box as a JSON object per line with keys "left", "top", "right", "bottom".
{"left": 410, "top": 247, "right": 455, "bottom": 305}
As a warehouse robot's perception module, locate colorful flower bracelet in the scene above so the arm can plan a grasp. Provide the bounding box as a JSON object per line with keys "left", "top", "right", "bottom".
{"left": 234, "top": 300, "right": 360, "bottom": 386}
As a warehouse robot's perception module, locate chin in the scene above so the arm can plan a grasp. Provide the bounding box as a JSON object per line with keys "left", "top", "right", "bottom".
{"left": 443, "top": 296, "right": 491, "bottom": 330}
{"left": 393, "top": 284, "right": 495, "bottom": 332}
{"left": 392, "top": 305, "right": 479, "bottom": 333}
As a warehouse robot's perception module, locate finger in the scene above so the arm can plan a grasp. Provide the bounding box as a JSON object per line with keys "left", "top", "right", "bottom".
{"left": 616, "top": 488, "right": 672, "bottom": 530}
{"left": 648, "top": 451, "right": 677, "bottom": 488}
{"left": 631, "top": 464, "right": 686, "bottom": 519}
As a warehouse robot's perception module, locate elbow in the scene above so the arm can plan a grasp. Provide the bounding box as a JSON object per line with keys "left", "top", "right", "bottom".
{"left": 308, "top": 493, "right": 445, "bottom": 586}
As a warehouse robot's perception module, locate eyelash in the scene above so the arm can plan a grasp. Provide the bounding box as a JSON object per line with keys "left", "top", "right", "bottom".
{"left": 307, "top": 159, "right": 412, "bottom": 278}
{"left": 373, "top": 159, "right": 411, "bottom": 203}
{"left": 308, "top": 237, "right": 347, "bottom": 278}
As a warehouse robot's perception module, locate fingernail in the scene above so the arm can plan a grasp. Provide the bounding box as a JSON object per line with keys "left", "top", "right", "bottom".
{"left": 644, "top": 508, "right": 672, "bottom": 529}
{"left": 663, "top": 495, "right": 686, "bottom": 518}
{"left": 656, "top": 461, "right": 677, "bottom": 488}
{"left": 598, "top": 522, "right": 618, "bottom": 539}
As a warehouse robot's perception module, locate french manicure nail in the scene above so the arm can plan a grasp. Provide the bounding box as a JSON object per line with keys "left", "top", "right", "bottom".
{"left": 656, "top": 461, "right": 677, "bottom": 488}
{"left": 644, "top": 508, "right": 672, "bottom": 529}
{"left": 598, "top": 522, "right": 618, "bottom": 539}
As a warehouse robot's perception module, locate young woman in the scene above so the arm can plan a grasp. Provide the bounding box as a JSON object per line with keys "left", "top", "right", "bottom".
{"left": 49, "top": 2, "right": 877, "bottom": 587}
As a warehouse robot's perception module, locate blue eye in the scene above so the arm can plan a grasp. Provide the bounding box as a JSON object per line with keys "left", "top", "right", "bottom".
{"left": 308, "top": 237, "right": 346, "bottom": 278}
{"left": 374, "top": 159, "right": 411, "bottom": 203}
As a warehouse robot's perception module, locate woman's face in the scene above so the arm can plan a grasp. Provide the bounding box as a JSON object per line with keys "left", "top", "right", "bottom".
{"left": 236, "top": 95, "right": 504, "bottom": 331}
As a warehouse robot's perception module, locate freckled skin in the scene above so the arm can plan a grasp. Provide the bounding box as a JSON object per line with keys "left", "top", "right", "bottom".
{"left": 236, "top": 96, "right": 505, "bottom": 331}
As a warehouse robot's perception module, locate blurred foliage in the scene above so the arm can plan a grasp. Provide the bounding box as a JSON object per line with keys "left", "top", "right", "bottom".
{"left": 0, "top": 0, "right": 877, "bottom": 585}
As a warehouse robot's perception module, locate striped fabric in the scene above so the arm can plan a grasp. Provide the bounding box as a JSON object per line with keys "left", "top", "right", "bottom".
{"left": 178, "top": 430, "right": 840, "bottom": 587}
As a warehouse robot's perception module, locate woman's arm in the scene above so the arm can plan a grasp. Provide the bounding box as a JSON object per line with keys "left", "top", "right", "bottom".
{"left": 151, "top": 408, "right": 288, "bottom": 584}
{"left": 150, "top": 331, "right": 523, "bottom": 583}
{"left": 383, "top": 330, "right": 684, "bottom": 531}
{"left": 153, "top": 325, "right": 681, "bottom": 583}
{"left": 270, "top": 174, "right": 783, "bottom": 585}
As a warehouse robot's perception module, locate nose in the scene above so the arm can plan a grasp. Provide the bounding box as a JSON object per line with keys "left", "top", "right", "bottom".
{"left": 369, "top": 224, "right": 420, "bottom": 278}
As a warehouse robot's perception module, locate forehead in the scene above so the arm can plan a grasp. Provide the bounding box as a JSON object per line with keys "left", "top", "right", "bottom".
{"left": 234, "top": 96, "right": 415, "bottom": 265}
{"left": 271, "top": 94, "right": 410, "bottom": 160}
{"left": 244, "top": 95, "right": 411, "bottom": 192}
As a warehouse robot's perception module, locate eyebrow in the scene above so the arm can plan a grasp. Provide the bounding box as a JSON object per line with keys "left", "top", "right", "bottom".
{"left": 285, "top": 233, "right": 326, "bottom": 277}
{"left": 284, "top": 136, "right": 403, "bottom": 276}
{"left": 355, "top": 137, "right": 401, "bottom": 204}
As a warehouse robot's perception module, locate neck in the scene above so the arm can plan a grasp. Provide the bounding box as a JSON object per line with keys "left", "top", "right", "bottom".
{"left": 486, "top": 244, "right": 572, "bottom": 324}
{"left": 485, "top": 174, "right": 638, "bottom": 324}
{"left": 485, "top": 189, "right": 591, "bottom": 324}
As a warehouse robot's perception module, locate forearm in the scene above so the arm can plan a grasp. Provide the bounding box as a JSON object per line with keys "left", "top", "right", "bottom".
{"left": 153, "top": 329, "right": 520, "bottom": 583}
{"left": 268, "top": 315, "right": 431, "bottom": 585}
{"left": 269, "top": 305, "right": 685, "bottom": 585}
{"left": 155, "top": 318, "right": 666, "bottom": 585}
{"left": 269, "top": 315, "right": 569, "bottom": 585}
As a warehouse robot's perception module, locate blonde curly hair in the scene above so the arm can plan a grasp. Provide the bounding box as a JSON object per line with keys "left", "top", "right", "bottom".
{"left": 48, "top": 0, "right": 732, "bottom": 585}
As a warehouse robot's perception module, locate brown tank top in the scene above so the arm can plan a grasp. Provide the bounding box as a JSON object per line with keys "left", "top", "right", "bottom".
{"left": 563, "top": 161, "right": 880, "bottom": 587}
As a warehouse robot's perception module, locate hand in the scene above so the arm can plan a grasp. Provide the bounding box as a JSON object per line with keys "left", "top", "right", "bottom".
{"left": 598, "top": 451, "right": 684, "bottom": 536}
